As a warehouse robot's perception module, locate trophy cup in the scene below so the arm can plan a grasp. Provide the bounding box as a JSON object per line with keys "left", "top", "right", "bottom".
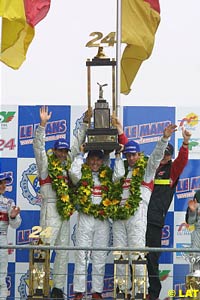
{"left": 113, "top": 251, "right": 129, "bottom": 300}
{"left": 27, "top": 239, "right": 50, "bottom": 299}
{"left": 84, "top": 47, "right": 120, "bottom": 151}
{"left": 131, "top": 252, "right": 147, "bottom": 300}
{"left": 183, "top": 252, "right": 200, "bottom": 294}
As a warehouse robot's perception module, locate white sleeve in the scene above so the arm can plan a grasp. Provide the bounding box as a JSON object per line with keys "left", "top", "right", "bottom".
{"left": 68, "top": 154, "right": 84, "bottom": 185}
{"left": 9, "top": 214, "right": 22, "bottom": 229}
{"left": 113, "top": 157, "right": 125, "bottom": 182}
{"left": 33, "top": 125, "right": 49, "bottom": 180}
{"left": 187, "top": 206, "right": 198, "bottom": 225}
{"left": 103, "top": 153, "right": 111, "bottom": 167}
{"left": 8, "top": 199, "right": 22, "bottom": 229}
{"left": 70, "top": 123, "right": 88, "bottom": 162}
{"left": 144, "top": 137, "right": 169, "bottom": 183}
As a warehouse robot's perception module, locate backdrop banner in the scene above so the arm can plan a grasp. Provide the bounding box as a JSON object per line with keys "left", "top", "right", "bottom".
{"left": 1, "top": 105, "right": 199, "bottom": 299}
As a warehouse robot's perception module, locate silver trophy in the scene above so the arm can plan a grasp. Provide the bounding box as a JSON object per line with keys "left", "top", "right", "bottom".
{"left": 131, "top": 252, "right": 147, "bottom": 300}
{"left": 182, "top": 251, "right": 200, "bottom": 290}
{"left": 113, "top": 251, "right": 129, "bottom": 300}
{"left": 85, "top": 50, "right": 120, "bottom": 152}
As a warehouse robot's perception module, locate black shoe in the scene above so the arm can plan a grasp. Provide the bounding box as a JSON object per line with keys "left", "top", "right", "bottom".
{"left": 135, "top": 293, "right": 144, "bottom": 299}
{"left": 51, "top": 287, "right": 64, "bottom": 300}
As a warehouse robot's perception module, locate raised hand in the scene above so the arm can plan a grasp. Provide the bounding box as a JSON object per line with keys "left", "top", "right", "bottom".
{"left": 40, "top": 106, "right": 52, "bottom": 127}
{"left": 10, "top": 206, "right": 20, "bottom": 219}
{"left": 182, "top": 127, "right": 192, "bottom": 144}
{"left": 163, "top": 124, "right": 177, "bottom": 139}
{"left": 188, "top": 199, "right": 198, "bottom": 212}
{"left": 83, "top": 108, "right": 92, "bottom": 124}
{"left": 115, "top": 144, "right": 124, "bottom": 157}
{"left": 80, "top": 143, "right": 86, "bottom": 154}
{"left": 111, "top": 112, "right": 123, "bottom": 135}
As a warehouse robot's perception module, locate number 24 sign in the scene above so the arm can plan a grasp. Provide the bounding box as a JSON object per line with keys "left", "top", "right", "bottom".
{"left": 0, "top": 138, "right": 16, "bottom": 151}
{"left": 29, "top": 226, "right": 52, "bottom": 239}
{"left": 86, "top": 32, "right": 116, "bottom": 47}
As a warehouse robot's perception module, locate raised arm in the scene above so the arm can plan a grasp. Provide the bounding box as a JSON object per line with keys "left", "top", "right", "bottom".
{"left": 33, "top": 106, "right": 52, "bottom": 180}
{"left": 187, "top": 198, "right": 198, "bottom": 225}
{"left": 144, "top": 124, "right": 177, "bottom": 183}
{"left": 170, "top": 127, "right": 191, "bottom": 185}
{"left": 112, "top": 146, "right": 125, "bottom": 182}
{"left": 111, "top": 113, "right": 128, "bottom": 145}
{"left": 70, "top": 110, "right": 90, "bottom": 161}
{"left": 68, "top": 144, "right": 85, "bottom": 185}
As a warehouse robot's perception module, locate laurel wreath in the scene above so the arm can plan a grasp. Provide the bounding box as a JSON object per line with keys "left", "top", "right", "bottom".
{"left": 74, "top": 163, "right": 116, "bottom": 221}
{"left": 47, "top": 150, "right": 74, "bottom": 220}
{"left": 110, "top": 153, "right": 148, "bottom": 220}
{"left": 46, "top": 150, "right": 147, "bottom": 221}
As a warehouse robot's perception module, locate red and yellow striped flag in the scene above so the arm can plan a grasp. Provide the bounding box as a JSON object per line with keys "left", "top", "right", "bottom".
{"left": 121, "top": 0, "right": 161, "bottom": 94}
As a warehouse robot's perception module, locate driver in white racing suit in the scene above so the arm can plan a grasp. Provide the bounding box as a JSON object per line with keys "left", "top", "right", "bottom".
{"left": 69, "top": 147, "right": 124, "bottom": 300}
{"left": 0, "top": 173, "right": 21, "bottom": 299}
{"left": 33, "top": 106, "right": 88, "bottom": 300}
{"left": 112, "top": 124, "right": 177, "bottom": 297}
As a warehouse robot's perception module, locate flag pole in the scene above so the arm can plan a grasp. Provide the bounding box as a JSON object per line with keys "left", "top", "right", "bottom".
{"left": 0, "top": 17, "right": 2, "bottom": 104}
{"left": 115, "top": 0, "right": 122, "bottom": 117}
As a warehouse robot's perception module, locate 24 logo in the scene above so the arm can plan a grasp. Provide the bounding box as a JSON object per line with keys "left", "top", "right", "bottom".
{"left": 0, "top": 138, "right": 16, "bottom": 151}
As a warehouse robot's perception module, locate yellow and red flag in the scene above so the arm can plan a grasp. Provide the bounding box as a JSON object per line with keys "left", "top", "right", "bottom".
{"left": 121, "top": 0, "right": 161, "bottom": 94}
{"left": 24, "top": 0, "right": 51, "bottom": 27}
{"left": 0, "top": 0, "right": 50, "bottom": 69}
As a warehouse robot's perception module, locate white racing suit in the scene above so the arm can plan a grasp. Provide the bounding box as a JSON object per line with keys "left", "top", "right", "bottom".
{"left": 0, "top": 195, "right": 22, "bottom": 299}
{"left": 69, "top": 155, "right": 124, "bottom": 293}
{"left": 113, "top": 137, "right": 169, "bottom": 292}
{"left": 187, "top": 203, "right": 200, "bottom": 271}
{"left": 33, "top": 123, "right": 87, "bottom": 290}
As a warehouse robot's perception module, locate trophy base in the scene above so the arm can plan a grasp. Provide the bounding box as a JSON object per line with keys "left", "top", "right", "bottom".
{"left": 85, "top": 128, "right": 121, "bottom": 151}
{"left": 115, "top": 293, "right": 132, "bottom": 300}
{"left": 86, "top": 57, "right": 116, "bottom": 66}
{"left": 135, "top": 292, "right": 145, "bottom": 300}
{"left": 85, "top": 141, "right": 121, "bottom": 151}
{"left": 27, "top": 289, "right": 49, "bottom": 300}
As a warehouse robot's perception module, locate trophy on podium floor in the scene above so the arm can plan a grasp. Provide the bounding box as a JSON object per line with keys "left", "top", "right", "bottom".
{"left": 27, "top": 239, "right": 50, "bottom": 300}
{"left": 131, "top": 253, "right": 147, "bottom": 300}
{"left": 183, "top": 252, "right": 200, "bottom": 292}
{"left": 84, "top": 47, "right": 120, "bottom": 151}
{"left": 113, "top": 251, "right": 129, "bottom": 300}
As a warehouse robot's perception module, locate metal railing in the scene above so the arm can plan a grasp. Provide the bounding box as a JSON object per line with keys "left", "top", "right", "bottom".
{"left": 0, "top": 245, "right": 199, "bottom": 300}
{"left": 1, "top": 244, "right": 200, "bottom": 252}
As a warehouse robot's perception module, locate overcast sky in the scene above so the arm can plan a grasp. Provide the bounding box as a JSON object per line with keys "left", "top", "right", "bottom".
{"left": 0, "top": 0, "right": 200, "bottom": 107}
